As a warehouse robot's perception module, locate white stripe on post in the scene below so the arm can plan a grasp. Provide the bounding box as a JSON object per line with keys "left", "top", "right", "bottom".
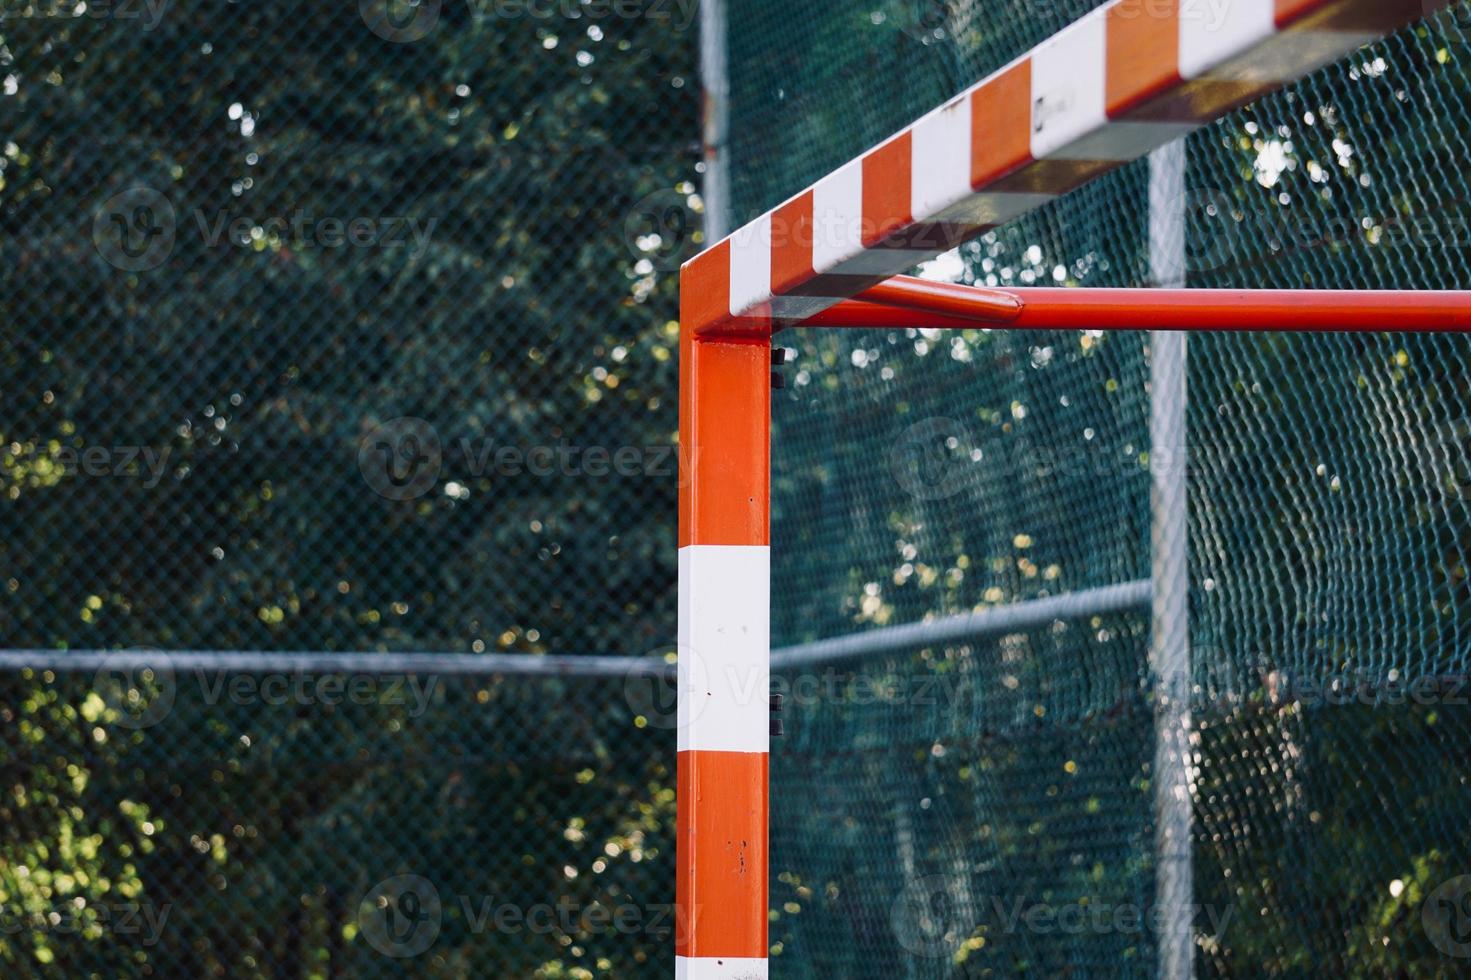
{"left": 1178, "top": 0, "right": 1274, "bottom": 79}
{"left": 675, "top": 955, "right": 770, "bottom": 980}
{"left": 1031, "top": 7, "right": 1192, "bottom": 162}
{"left": 909, "top": 94, "right": 972, "bottom": 219}
{"left": 727, "top": 213, "right": 773, "bottom": 318}
{"left": 1029, "top": 8, "right": 1108, "bottom": 159}
{"left": 811, "top": 159, "right": 864, "bottom": 274}
{"left": 677, "top": 545, "right": 771, "bottom": 754}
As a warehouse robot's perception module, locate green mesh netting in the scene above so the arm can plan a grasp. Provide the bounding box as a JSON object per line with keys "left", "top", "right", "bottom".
{"left": 738, "top": 2, "right": 1471, "bottom": 976}
{"left": 5, "top": 1, "right": 1471, "bottom": 976}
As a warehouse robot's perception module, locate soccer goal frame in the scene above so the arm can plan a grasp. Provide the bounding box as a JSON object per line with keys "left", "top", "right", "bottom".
{"left": 676, "top": 3, "right": 1468, "bottom": 978}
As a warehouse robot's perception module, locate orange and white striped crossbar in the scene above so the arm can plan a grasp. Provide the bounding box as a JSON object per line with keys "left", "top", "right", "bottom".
{"left": 682, "top": 0, "right": 1454, "bottom": 343}
{"left": 677, "top": 2, "right": 1455, "bottom": 977}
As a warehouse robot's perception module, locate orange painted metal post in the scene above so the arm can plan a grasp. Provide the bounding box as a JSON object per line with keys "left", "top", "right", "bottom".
{"left": 676, "top": 260, "right": 771, "bottom": 979}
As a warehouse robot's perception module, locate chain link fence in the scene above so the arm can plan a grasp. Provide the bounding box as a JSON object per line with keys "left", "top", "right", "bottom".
{"left": 10, "top": 1, "right": 1471, "bottom": 977}
{"left": 2, "top": 657, "right": 678, "bottom": 976}
{"left": 734, "top": 2, "right": 1471, "bottom": 977}
{"left": 1, "top": 0, "right": 696, "bottom": 975}
{"left": 1, "top": 0, "right": 698, "bottom": 656}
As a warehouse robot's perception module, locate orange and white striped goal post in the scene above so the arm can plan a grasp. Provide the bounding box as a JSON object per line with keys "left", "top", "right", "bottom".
{"left": 676, "top": 3, "right": 1465, "bottom": 978}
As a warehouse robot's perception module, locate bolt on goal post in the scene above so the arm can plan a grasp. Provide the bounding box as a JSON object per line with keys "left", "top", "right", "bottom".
{"left": 676, "top": 2, "right": 1468, "bottom": 978}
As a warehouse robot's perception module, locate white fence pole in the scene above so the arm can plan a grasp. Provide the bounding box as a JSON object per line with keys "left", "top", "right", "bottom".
{"left": 1149, "top": 140, "right": 1195, "bottom": 980}
{"left": 699, "top": 0, "right": 730, "bottom": 242}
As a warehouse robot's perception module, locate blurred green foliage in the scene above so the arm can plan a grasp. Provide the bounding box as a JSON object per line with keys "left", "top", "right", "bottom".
{"left": 6, "top": 0, "right": 1471, "bottom": 977}
{"left": 0, "top": 0, "right": 695, "bottom": 975}
{"left": 0, "top": 0, "right": 695, "bottom": 655}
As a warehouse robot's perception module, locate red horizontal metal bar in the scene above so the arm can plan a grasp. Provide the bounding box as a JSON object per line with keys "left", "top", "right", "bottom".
{"left": 801, "top": 300, "right": 993, "bottom": 332}
{"left": 855, "top": 275, "right": 1023, "bottom": 324}
{"left": 802, "top": 284, "right": 1471, "bottom": 333}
